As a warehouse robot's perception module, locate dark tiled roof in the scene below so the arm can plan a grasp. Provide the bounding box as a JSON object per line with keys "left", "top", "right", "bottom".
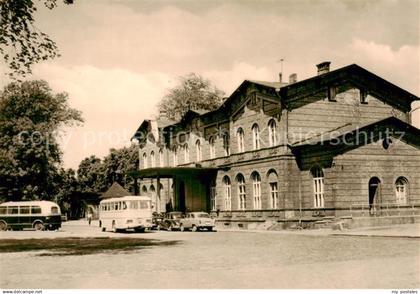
{"left": 100, "top": 182, "right": 132, "bottom": 199}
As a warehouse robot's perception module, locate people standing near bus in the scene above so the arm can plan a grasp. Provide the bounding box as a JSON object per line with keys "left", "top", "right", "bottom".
{"left": 87, "top": 210, "right": 92, "bottom": 226}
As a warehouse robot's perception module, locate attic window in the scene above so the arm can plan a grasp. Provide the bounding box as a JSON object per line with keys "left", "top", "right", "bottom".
{"left": 328, "top": 86, "right": 337, "bottom": 101}
{"left": 360, "top": 89, "right": 368, "bottom": 104}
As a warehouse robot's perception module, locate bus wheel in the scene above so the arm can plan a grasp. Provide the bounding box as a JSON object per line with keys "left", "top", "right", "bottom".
{"left": 0, "top": 221, "right": 7, "bottom": 231}
{"left": 33, "top": 222, "right": 44, "bottom": 231}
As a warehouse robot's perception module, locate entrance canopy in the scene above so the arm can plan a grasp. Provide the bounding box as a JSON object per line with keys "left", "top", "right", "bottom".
{"left": 129, "top": 167, "right": 218, "bottom": 179}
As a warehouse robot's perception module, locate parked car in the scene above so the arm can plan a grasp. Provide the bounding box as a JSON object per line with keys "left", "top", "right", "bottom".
{"left": 151, "top": 212, "right": 164, "bottom": 230}
{"left": 180, "top": 212, "right": 215, "bottom": 232}
{"left": 157, "top": 211, "right": 183, "bottom": 231}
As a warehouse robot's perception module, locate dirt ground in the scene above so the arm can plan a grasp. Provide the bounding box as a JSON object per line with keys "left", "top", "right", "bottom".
{"left": 0, "top": 220, "right": 419, "bottom": 289}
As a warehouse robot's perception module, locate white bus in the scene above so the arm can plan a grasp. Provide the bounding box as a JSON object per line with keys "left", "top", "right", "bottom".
{"left": 0, "top": 200, "right": 61, "bottom": 231}
{"left": 99, "top": 196, "right": 153, "bottom": 233}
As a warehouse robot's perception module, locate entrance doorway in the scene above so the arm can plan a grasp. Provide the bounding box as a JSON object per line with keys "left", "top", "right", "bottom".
{"left": 368, "top": 177, "right": 381, "bottom": 215}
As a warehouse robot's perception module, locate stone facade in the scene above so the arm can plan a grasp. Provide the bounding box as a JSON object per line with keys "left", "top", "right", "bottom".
{"left": 133, "top": 63, "right": 420, "bottom": 226}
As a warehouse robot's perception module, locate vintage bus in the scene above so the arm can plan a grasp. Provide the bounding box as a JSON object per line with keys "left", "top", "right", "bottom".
{"left": 99, "top": 196, "right": 153, "bottom": 233}
{"left": 0, "top": 201, "right": 61, "bottom": 231}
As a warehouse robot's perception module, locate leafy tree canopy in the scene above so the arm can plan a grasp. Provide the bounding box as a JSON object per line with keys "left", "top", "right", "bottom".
{"left": 0, "top": 80, "right": 83, "bottom": 201}
{"left": 0, "top": 0, "right": 73, "bottom": 78}
{"left": 158, "top": 73, "right": 225, "bottom": 121}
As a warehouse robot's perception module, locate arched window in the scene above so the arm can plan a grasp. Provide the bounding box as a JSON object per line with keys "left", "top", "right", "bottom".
{"left": 268, "top": 170, "right": 279, "bottom": 209}
{"left": 223, "top": 176, "right": 231, "bottom": 211}
{"left": 209, "top": 136, "right": 216, "bottom": 159}
{"left": 395, "top": 177, "right": 408, "bottom": 204}
{"left": 311, "top": 166, "right": 324, "bottom": 208}
{"left": 150, "top": 185, "right": 156, "bottom": 211}
{"left": 159, "top": 149, "right": 164, "bottom": 167}
{"left": 223, "top": 133, "right": 230, "bottom": 156}
{"left": 237, "top": 127, "right": 245, "bottom": 153}
{"left": 142, "top": 152, "right": 148, "bottom": 169}
{"left": 183, "top": 144, "right": 189, "bottom": 163}
{"left": 236, "top": 174, "right": 246, "bottom": 210}
{"left": 172, "top": 146, "right": 178, "bottom": 166}
{"left": 252, "top": 172, "right": 262, "bottom": 210}
{"left": 195, "top": 140, "right": 202, "bottom": 162}
{"left": 252, "top": 124, "right": 260, "bottom": 150}
{"left": 141, "top": 186, "right": 148, "bottom": 195}
{"left": 150, "top": 151, "right": 156, "bottom": 167}
{"left": 268, "top": 119, "right": 277, "bottom": 147}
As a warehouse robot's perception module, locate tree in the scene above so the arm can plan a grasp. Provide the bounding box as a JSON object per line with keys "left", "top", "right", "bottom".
{"left": 0, "top": 80, "right": 83, "bottom": 201}
{"left": 0, "top": 0, "right": 73, "bottom": 78}
{"left": 76, "top": 155, "right": 106, "bottom": 194}
{"left": 77, "top": 145, "right": 139, "bottom": 194}
{"left": 158, "top": 73, "right": 225, "bottom": 121}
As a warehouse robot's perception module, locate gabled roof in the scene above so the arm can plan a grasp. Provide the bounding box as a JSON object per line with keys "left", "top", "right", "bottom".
{"left": 100, "top": 182, "right": 132, "bottom": 199}
{"left": 280, "top": 64, "right": 419, "bottom": 112}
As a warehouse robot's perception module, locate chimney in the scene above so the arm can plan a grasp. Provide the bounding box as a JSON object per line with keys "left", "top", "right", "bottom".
{"left": 278, "top": 72, "right": 283, "bottom": 83}
{"left": 316, "top": 61, "right": 331, "bottom": 75}
{"left": 289, "top": 73, "right": 297, "bottom": 84}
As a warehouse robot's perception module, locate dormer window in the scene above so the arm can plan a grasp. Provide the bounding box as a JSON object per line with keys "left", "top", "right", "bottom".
{"left": 328, "top": 86, "right": 337, "bottom": 101}
{"left": 360, "top": 89, "right": 368, "bottom": 104}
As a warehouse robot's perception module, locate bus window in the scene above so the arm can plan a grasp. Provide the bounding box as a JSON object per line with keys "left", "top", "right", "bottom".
{"left": 8, "top": 206, "right": 18, "bottom": 214}
{"left": 31, "top": 206, "right": 42, "bottom": 214}
{"left": 114, "top": 202, "right": 118, "bottom": 210}
{"left": 122, "top": 202, "right": 127, "bottom": 210}
{"left": 0, "top": 207, "right": 6, "bottom": 214}
{"left": 129, "top": 201, "right": 138, "bottom": 209}
{"left": 51, "top": 206, "right": 59, "bottom": 214}
{"left": 139, "top": 200, "right": 150, "bottom": 209}
{"left": 20, "top": 206, "right": 30, "bottom": 214}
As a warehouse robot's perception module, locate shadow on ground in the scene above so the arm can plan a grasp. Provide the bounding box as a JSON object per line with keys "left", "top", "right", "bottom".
{"left": 0, "top": 237, "right": 181, "bottom": 256}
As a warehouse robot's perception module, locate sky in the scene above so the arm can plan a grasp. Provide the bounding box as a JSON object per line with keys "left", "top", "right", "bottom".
{"left": 1, "top": 0, "right": 419, "bottom": 169}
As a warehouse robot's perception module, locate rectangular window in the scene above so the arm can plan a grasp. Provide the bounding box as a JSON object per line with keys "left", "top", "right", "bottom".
{"left": 0, "top": 207, "right": 6, "bottom": 214}
{"left": 328, "top": 86, "right": 337, "bottom": 101}
{"left": 20, "top": 206, "right": 30, "bottom": 214}
{"left": 8, "top": 206, "right": 18, "bottom": 214}
{"left": 360, "top": 89, "right": 368, "bottom": 104}
{"left": 270, "top": 182, "right": 279, "bottom": 209}
{"left": 51, "top": 206, "right": 59, "bottom": 214}
{"left": 140, "top": 200, "right": 150, "bottom": 209}
{"left": 31, "top": 206, "right": 42, "bottom": 214}
{"left": 313, "top": 177, "right": 324, "bottom": 208}
{"left": 253, "top": 181, "right": 261, "bottom": 210}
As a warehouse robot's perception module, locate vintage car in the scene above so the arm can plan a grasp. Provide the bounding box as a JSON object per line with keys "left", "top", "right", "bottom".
{"left": 151, "top": 212, "right": 164, "bottom": 230}
{"left": 157, "top": 211, "right": 183, "bottom": 231}
{"left": 179, "top": 212, "right": 215, "bottom": 232}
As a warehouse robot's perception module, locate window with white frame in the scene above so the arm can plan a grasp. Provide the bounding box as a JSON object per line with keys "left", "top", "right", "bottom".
{"left": 195, "top": 140, "right": 202, "bottom": 162}
{"left": 311, "top": 167, "right": 324, "bottom": 208}
{"left": 172, "top": 147, "right": 178, "bottom": 166}
{"left": 183, "top": 144, "right": 189, "bottom": 163}
{"left": 209, "top": 136, "right": 216, "bottom": 159}
{"left": 252, "top": 124, "right": 260, "bottom": 150}
{"left": 270, "top": 182, "right": 279, "bottom": 209}
{"left": 150, "top": 151, "right": 156, "bottom": 167}
{"left": 268, "top": 119, "right": 277, "bottom": 147}
{"left": 223, "top": 176, "right": 231, "bottom": 211}
{"left": 159, "top": 149, "right": 164, "bottom": 167}
{"left": 237, "top": 174, "right": 246, "bottom": 210}
{"left": 223, "top": 133, "right": 230, "bottom": 156}
{"left": 395, "top": 177, "right": 408, "bottom": 204}
{"left": 252, "top": 172, "right": 262, "bottom": 210}
{"left": 142, "top": 152, "right": 148, "bottom": 169}
{"left": 237, "top": 127, "right": 245, "bottom": 153}
{"left": 210, "top": 183, "right": 216, "bottom": 211}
